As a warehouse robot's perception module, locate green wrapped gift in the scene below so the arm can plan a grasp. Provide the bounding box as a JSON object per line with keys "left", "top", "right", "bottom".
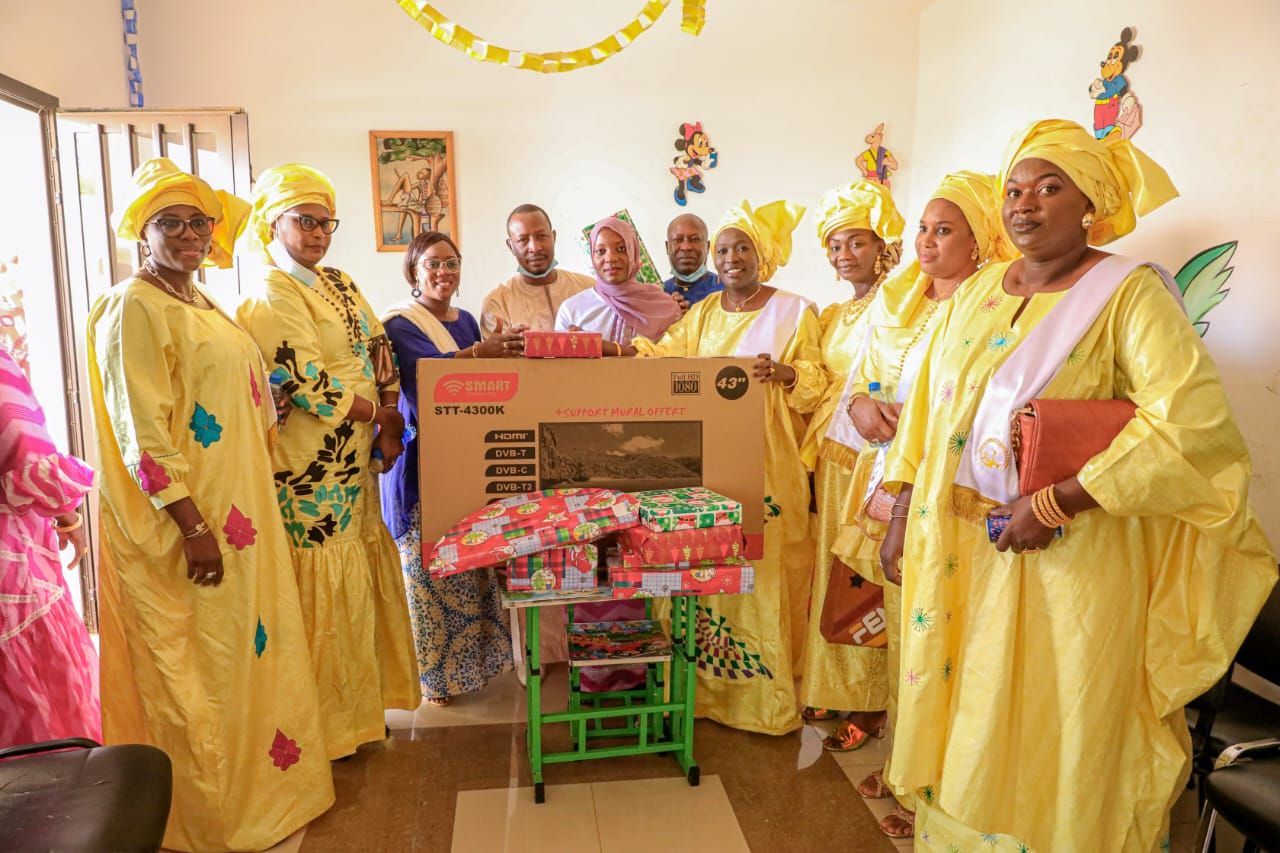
{"left": 632, "top": 487, "right": 742, "bottom": 533}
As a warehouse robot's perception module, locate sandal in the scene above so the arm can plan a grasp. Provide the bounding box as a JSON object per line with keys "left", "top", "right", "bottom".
{"left": 856, "top": 769, "right": 892, "bottom": 799}
{"left": 425, "top": 696, "right": 451, "bottom": 707}
{"left": 802, "top": 706, "right": 839, "bottom": 722}
{"left": 879, "top": 805, "right": 915, "bottom": 839}
{"left": 823, "top": 720, "right": 872, "bottom": 752}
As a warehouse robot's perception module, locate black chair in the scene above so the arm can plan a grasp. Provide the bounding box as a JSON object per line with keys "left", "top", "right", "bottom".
{"left": 1194, "top": 581, "right": 1280, "bottom": 852}
{"left": 0, "top": 738, "right": 173, "bottom": 852}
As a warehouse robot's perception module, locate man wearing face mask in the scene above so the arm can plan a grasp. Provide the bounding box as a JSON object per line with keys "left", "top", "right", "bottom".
{"left": 662, "top": 213, "right": 722, "bottom": 313}
{"left": 480, "top": 203, "right": 594, "bottom": 334}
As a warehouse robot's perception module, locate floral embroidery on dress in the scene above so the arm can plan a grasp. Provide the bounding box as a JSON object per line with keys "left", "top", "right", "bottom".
{"left": 947, "top": 430, "right": 969, "bottom": 455}
{"left": 223, "top": 505, "right": 257, "bottom": 550}
{"left": 943, "top": 554, "right": 960, "bottom": 577}
{"left": 980, "top": 833, "right": 1000, "bottom": 846}
{"left": 921, "top": 785, "right": 936, "bottom": 804}
{"left": 249, "top": 367, "right": 262, "bottom": 408}
{"left": 980, "top": 293, "right": 1004, "bottom": 312}
{"left": 189, "top": 403, "right": 223, "bottom": 448}
{"left": 910, "top": 607, "right": 934, "bottom": 632}
{"left": 136, "top": 451, "right": 171, "bottom": 495}
{"left": 269, "top": 728, "right": 301, "bottom": 770}
{"left": 939, "top": 381, "right": 956, "bottom": 404}
{"left": 987, "top": 329, "right": 1016, "bottom": 352}
{"left": 1068, "top": 346, "right": 1084, "bottom": 365}
{"left": 904, "top": 669, "right": 921, "bottom": 686}
{"left": 942, "top": 657, "right": 954, "bottom": 681}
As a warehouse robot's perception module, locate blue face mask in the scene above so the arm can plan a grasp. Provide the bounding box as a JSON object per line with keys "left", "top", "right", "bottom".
{"left": 516, "top": 259, "right": 559, "bottom": 279}
{"left": 672, "top": 264, "right": 708, "bottom": 284}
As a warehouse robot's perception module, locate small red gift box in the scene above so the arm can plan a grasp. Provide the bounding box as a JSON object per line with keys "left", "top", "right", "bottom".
{"left": 523, "top": 330, "right": 603, "bottom": 359}
{"left": 615, "top": 524, "right": 745, "bottom": 568}
{"left": 607, "top": 562, "right": 755, "bottom": 598}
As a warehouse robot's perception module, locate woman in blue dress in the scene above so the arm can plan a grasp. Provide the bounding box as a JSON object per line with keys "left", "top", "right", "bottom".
{"left": 380, "top": 230, "right": 525, "bottom": 705}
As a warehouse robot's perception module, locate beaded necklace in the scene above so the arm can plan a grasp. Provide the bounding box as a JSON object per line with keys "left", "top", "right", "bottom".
{"left": 840, "top": 271, "right": 886, "bottom": 326}
{"left": 311, "top": 266, "right": 365, "bottom": 350}
{"left": 886, "top": 298, "right": 942, "bottom": 386}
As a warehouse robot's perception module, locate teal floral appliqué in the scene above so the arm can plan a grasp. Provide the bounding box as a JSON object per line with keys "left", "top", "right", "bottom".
{"left": 987, "top": 329, "right": 1016, "bottom": 352}
{"left": 254, "top": 617, "right": 267, "bottom": 657}
{"left": 947, "top": 430, "right": 969, "bottom": 456}
{"left": 189, "top": 403, "right": 223, "bottom": 448}
{"left": 910, "top": 607, "right": 934, "bottom": 632}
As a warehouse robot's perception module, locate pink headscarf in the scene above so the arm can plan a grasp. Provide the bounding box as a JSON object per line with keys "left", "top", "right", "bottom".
{"left": 588, "top": 217, "right": 681, "bottom": 340}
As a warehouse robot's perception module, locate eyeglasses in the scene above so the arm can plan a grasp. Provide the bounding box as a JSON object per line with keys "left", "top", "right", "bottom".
{"left": 280, "top": 212, "right": 340, "bottom": 234}
{"left": 148, "top": 215, "right": 216, "bottom": 237}
{"left": 421, "top": 258, "right": 462, "bottom": 272}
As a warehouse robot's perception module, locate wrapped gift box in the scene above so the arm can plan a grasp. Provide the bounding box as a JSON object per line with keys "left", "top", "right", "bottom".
{"left": 505, "top": 544, "right": 599, "bottom": 592}
{"left": 523, "top": 330, "right": 604, "bottom": 359}
{"left": 608, "top": 562, "right": 755, "bottom": 598}
{"left": 632, "top": 487, "right": 742, "bottom": 533}
{"left": 428, "top": 488, "right": 638, "bottom": 577}
{"left": 616, "top": 524, "right": 746, "bottom": 568}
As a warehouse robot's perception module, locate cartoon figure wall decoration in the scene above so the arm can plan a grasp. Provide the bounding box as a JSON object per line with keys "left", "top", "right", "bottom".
{"left": 1089, "top": 27, "right": 1144, "bottom": 140}
{"left": 670, "top": 122, "right": 717, "bottom": 206}
{"left": 1174, "top": 240, "right": 1237, "bottom": 337}
{"left": 857, "top": 123, "right": 899, "bottom": 188}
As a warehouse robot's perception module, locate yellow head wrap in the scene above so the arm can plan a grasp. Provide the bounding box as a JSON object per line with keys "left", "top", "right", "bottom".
{"left": 877, "top": 171, "right": 1016, "bottom": 326}
{"left": 246, "top": 163, "right": 338, "bottom": 253}
{"left": 112, "top": 157, "right": 249, "bottom": 270}
{"left": 997, "top": 118, "right": 1178, "bottom": 246}
{"left": 928, "top": 171, "right": 1016, "bottom": 265}
{"left": 712, "top": 199, "right": 806, "bottom": 284}
{"left": 813, "top": 179, "right": 905, "bottom": 248}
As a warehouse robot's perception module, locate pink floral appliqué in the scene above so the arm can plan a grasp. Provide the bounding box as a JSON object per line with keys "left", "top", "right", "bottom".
{"left": 249, "top": 367, "right": 262, "bottom": 408}
{"left": 269, "top": 728, "right": 301, "bottom": 770}
{"left": 137, "top": 452, "right": 171, "bottom": 495}
{"left": 223, "top": 505, "right": 258, "bottom": 550}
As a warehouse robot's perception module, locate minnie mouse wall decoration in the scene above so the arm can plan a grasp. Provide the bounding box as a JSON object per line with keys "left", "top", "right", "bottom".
{"left": 670, "top": 122, "right": 718, "bottom": 206}
{"left": 1089, "top": 27, "right": 1144, "bottom": 140}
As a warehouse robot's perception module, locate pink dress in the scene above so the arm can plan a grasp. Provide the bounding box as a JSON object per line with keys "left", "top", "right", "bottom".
{"left": 0, "top": 346, "right": 100, "bottom": 746}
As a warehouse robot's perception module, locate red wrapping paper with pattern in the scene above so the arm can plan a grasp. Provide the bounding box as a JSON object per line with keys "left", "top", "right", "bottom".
{"left": 522, "top": 330, "right": 604, "bottom": 359}
{"left": 428, "top": 488, "right": 638, "bottom": 577}
{"left": 615, "top": 524, "right": 745, "bottom": 568}
{"left": 607, "top": 562, "right": 755, "bottom": 598}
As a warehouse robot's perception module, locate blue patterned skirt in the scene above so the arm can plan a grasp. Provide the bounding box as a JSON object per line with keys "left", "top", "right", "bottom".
{"left": 396, "top": 503, "right": 513, "bottom": 699}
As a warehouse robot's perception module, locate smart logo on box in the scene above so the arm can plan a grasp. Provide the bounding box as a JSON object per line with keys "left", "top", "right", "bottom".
{"left": 433, "top": 373, "right": 519, "bottom": 403}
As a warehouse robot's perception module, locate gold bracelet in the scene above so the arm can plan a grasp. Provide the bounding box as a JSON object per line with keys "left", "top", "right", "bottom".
{"left": 54, "top": 514, "right": 83, "bottom": 533}
{"left": 1043, "top": 485, "right": 1073, "bottom": 525}
{"left": 1030, "top": 490, "right": 1056, "bottom": 529}
{"left": 182, "top": 521, "right": 211, "bottom": 540}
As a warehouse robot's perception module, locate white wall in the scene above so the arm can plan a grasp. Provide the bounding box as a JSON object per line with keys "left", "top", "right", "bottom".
{"left": 0, "top": 0, "right": 127, "bottom": 105}
{"left": 907, "top": 0, "right": 1280, "bottom": 539}
{"left": 131, "top": 0, "right": 923, "bottom": 316}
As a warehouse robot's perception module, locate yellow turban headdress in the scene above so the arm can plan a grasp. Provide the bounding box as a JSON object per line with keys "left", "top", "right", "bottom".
{"left": 813, "top": 179, "right": 905, "bottom": 248}
{"left": 997, "top": 118, "right": 1177, "bottom": 246}
{"left": 245, "top": 163, "right": 338, "bottom": 254}
{"left": 928, "top": 171, "right": 1016, "bottom": 265}
{"left": 112, "top": 157, "right": 249, "bottom": 270}
{"left": 712, "top": 199, "right": 806, "bottom": 284}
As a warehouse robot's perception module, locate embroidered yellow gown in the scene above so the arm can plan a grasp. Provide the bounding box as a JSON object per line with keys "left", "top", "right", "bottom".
{"left": 89, "top": 279, "right": 334, "bottom": 852}
{"left": 237, "top": 265, "right": 420, "bottom": 760}
{"left": 797, "top": 297, "right": 889, "bottom": 713}
{"left": 883, "top": 262, "right": 1277, "bottom": 852}
{"left": 634, "top": 291, "right": 825, "bottom": 735}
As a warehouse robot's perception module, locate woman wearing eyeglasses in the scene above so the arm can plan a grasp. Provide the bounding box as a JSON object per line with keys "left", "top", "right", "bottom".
{"left": 87, "top": 159, "right": 334, "bottom": 851}
{"left": 379, "top": 231, "right": 522, "bottom": 706}
{"left": 236, "top": 164, "right": 420, "bottom": 760}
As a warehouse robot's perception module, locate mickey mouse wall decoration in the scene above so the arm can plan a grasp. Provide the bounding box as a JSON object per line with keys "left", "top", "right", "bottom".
{"left": 1089, "top": 27, "right": 1144, "bottom": 140}
{"left": 670, "top": 122, "right": 718, "bottom": 206}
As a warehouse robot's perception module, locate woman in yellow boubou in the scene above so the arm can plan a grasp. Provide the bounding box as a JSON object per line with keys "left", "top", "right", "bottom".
{"left": 825, "top": 170, "right": 1014, "bottom": 841}
{"left": 87, "top": 158, "right": 334, "bottom": 851}
{"left": 624, "top": 199, "right": 826, "bottom": 735}
{"left": 236, "top": 164, "right": 421, "bottom": 761}
{"left": 879, "top": 119, "right": 1276, "bottom": 851}
{"left": 797, "top": 179, "right": 904, "bottom": 749}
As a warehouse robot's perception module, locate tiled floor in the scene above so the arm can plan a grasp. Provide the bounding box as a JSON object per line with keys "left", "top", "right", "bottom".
{"left": 296, "top": 669, "right": 1257, "bottom": 852}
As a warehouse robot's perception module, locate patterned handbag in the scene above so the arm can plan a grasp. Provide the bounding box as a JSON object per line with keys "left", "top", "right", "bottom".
{"left": 367, "top": 333, "right": 399, "bottom": 392}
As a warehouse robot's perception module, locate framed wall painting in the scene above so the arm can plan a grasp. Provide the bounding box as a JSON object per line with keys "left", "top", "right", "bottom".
{"left": 369, "top": 130, "right": 458, "bottom": 252}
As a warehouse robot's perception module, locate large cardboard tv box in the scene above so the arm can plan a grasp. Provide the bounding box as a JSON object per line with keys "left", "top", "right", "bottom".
{"left": 417, "top": 358, "right": 766, "bottom": 559}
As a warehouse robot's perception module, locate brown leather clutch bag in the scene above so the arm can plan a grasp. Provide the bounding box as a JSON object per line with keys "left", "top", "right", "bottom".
{"left": 1011, "top": 398, "right": 1137, "bottom": 495}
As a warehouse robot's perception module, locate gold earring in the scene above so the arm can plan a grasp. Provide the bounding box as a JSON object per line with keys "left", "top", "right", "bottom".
{"left": 1081, "top": 212, "right": 1095, "bottom": 231}
{"left": 873, "top": 256, "right": 883, "bottom": 276}
{"left": 970, "top": 244, "right": 980, "bottom": 262}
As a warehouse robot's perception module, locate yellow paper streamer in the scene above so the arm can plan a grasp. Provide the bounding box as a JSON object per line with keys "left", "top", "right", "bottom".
{"left": 395, "top": 0, "right": 704, "bottom": 73}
